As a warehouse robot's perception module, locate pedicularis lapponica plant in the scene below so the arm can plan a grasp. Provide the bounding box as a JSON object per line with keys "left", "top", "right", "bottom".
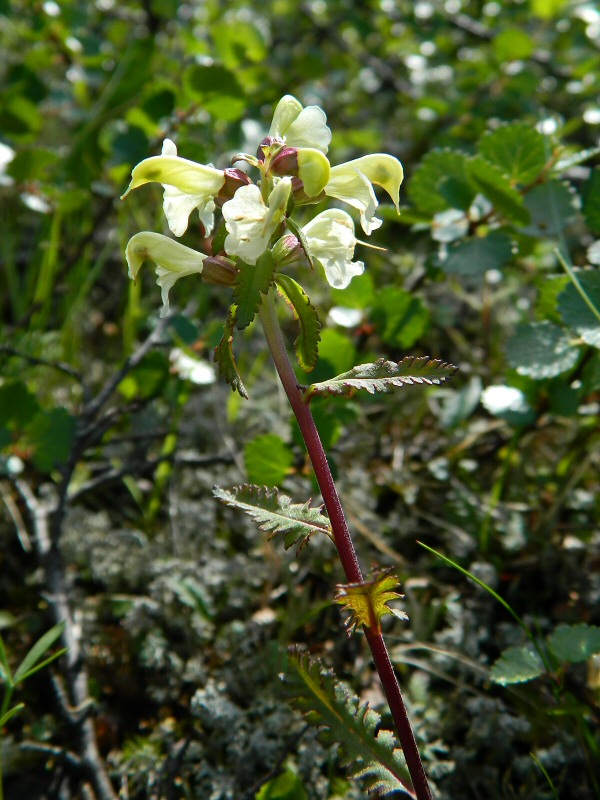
{"left": 122, "top": 95, "right": 458, "bottom": 799}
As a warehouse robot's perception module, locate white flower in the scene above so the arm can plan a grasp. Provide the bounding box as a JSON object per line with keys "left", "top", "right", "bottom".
{"left": 302, "top": 209, "right": 365, "bottom": 289}
{"left": 222, "top": 178, "right": 292, "bottom": 265}
{"left": 325, "top": 154, "right": 403, "bottom": 234}
{"left": 125, "top": 231, "right": 206, "bottom": 317}
{"left": 122, "top": 140, "right": 225, "bottom": 237}
{"left": 269, "top": 95, "right": 332, "bottom": 154}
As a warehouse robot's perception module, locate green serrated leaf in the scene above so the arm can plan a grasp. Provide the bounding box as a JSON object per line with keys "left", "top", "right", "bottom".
{"left": 304, "top": 356, "right": 458, "bottom": 401}
{"left": 213, "top": 305, "right": 249, "bottom": 398}
{"left": 275, "top": 274, "right": 321, "bottom": 372}
{"left": 441, "top": 232, "right": 513, "bottom": 276}
{"left": 490, "top": 645, "right": 544, "bottom": 685}
{"left": 370, "top": 287, "right": 430, "bottom": 348}
{"left": 548, "top": 624, "right": 600, "bottom": 663}
{"left": 213, "top": 485, "right": 331, "bottom": 551}
{"left": 467, "top": 156, "right": 531, "bottom": 226}
{"left": 557, "top": 271, "right": 600, "bottom": 348}
{"left": 285, "top": 651, "right": 413, "bottom": 797}
{"left": 408, "top": 149, "right": 474, "bottom": 215}
{"left": 13, "top": 622, "right": 66, "bottom": 685}
{"left": 583, "top": 168, "right": 600, "bottom": 235}
{"left": 506, "top": 321, "right": 580, "bottom": 379}
{"left": 234, "top": 251, "right": 277, "bottom": 329}
{"left": 335, "top": 569, "right": 408, "bottom": 635}
{"left": 244, "top": 433, "right": 294, "bottom": 486}
{"left": 477, "top": 123, "right": 547, "bottom": 185}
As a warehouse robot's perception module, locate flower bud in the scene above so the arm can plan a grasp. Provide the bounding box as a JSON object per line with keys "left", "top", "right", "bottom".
{"left": 272, "top": 233, "right": 311, "bottom": 271}
{"left": 201, "top": 255, "right": 239, "bottom": 286}
{"left": 256, "top": 135, "right": 284, "bottom": 161}
{"left": 269, "top": 146, "right": 300, "bottom": 177}
{"left": 215, "top": 168, "right": 252, "bottom": 207}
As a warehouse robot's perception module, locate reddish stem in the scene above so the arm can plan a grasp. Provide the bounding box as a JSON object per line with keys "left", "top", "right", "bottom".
{"left": 259, "top": 291, "right": 432, "bottom": 800}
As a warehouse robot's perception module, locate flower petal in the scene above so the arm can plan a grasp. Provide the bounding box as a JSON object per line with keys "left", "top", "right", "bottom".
{"left": 125, "top": 231, "right": 205, "bottom": 317}
{"left": 302, "top": 209, "right": 364, "bottom": 289}
{"left": 222, "top": 178, "right": 291, "bottom": 265}
{"left": 326, "top": 154, "right": 404, "bottom": 234}
{"left": 269, "top": 95, "right": 331, "bottom": 154}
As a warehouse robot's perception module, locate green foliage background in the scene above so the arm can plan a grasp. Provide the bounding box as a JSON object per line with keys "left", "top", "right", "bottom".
{"left": 1, "top": 0, "right": 599, "bottom": 798}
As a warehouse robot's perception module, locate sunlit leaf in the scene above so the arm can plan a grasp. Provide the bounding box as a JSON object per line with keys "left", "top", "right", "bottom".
{"left": 275, "top": 273, "right": 321, "bottom": 372}
{"left": 557, "top": 271, "right": 600, "bottom": 348}
{"left": 244, "top": 433, "right": 294, "bottom": 486}
{"left": 234, "top": 251, "right": 277, "bottom": 330}
{"left": 467, "top": 156, "right": 530, "bottom": 226}
{"left": 334, "top": 570, "right": 408, "bottom": 635}
{"left": 370, "top": 287, "right": 430, "bottom": 348}
{"left": 548, "top": 624, "right": 600, "bottom": 664}
{"left": 490, "top": 645, "right": 544, "bottom": 685}
{"left": 477, "top": 123, "right": 547, "bottom": 185}
{"left": 408, "top": 149, "right": 473, "bottom": 214}
{"left": 506, "top": 321, "right": 580, "bottom": 379}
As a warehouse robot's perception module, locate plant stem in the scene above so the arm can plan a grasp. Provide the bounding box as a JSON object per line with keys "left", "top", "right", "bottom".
{"left": 259, "top": 289, "right": 433, "bottom": 800}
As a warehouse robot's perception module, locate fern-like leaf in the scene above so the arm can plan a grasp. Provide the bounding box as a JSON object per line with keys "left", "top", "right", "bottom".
{"left": 335, "top": 569, "right": 408, "bottom": 636}
{"left": 275, "top": 273, "right": 321, "bottom": 372}
{"left": 304, "top": 356, "right": 458, "bottom": 400}
{"left": 233, "top": 251, "right": 277, "bottom": 329}
{"left": 213, "top": 305, "right": 248, "bottom": 398}
{"left": 213, "top": 484, "right": 332, "bottom": 551}
{"left": 285, "top": 651, "right": 415, "bottom": 798}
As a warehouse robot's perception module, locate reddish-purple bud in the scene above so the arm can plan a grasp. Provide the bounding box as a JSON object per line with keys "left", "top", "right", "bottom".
{"left": 215, "top": 168, "right": 252, "bottom": 206}
{"left": 272, "top": 233, "right": 310, "bottom": 270}
{"left": 256, "top": 135, "right": 284, "bottom": 161}
{"left": 269, "top": 146, "right": 300, "bottom": 178}
{"left": 201, "top": 255, "right": 238, "bottom": 287}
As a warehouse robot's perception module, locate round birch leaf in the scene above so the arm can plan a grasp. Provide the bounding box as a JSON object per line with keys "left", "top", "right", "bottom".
{"left": 548, "top": 624, "right": 600, "bottom": 663}
{"left": 557, "top": 271, "right": 600, "bottom": 349}
{"left": 506, "top": 321, "right": 580, "bottom": 378}
{"left": 477, "top": 122, "right": 547, "bottom": 185}
{"left": 408, "top": 149, "right": 473, "bottom": 214}
{"left": 490, "top": 645, "right": 544, "bottom": 685}
{"left": 520, "top": 181, "right": 576, "bottom": 237}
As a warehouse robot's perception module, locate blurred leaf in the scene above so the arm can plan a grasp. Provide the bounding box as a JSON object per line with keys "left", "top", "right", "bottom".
{"left": 255, "top": 766, "right": 308, "bottom": 800}
{"left": 27, "top": 408, "right": 76, "bottom": 472}
{"left": 244, "top": 434, "right": 294, "bottom": 486}
{"left": 521, "top": 181, "right": 576, "bottom": 237}
{"left": 408, "top": 149, "right": 473, "bottom": 214}
{"left": 490, "top": 645, "right": 544, "bottom": 685}
{"left": 548, "top": 624, "right": 600, "bottom": 663}
{"left": 529, "top": 0, "right": 568, "bottom": 18}
{"left": 13, "top": 622, "right": 66, "bottom": 685}
{"left": 184, "top": 64, "right": 246, "bottom": 121}
{"left": 583, "top": 168, "right": 600, "bottom": 235}
{"left": 557, "top": 271, "right": 600, "bottom": 348}
{"left": 492, "top": 29, "right": 534, "bottom": 62}
{"left": 0, "top": 381, "right": 40, "bottom": 431}
{"left": 370, "top": 287, "right": 430, "bottom": 348}
{"left": 212, "top": 20, "right": 267, "bottom": 68}
{"left": 477, "top": 123, "right": 547, "bottom": 185}
{"left": 169, "top": 314, "right": 199, "bottom": 345}
{"left": 467, "top": 156, "right": 530, "bottom": 226}
{"left": 118, "top": 351, "right": 170, "bottom": 400}
{"left": 441, "top": 232, "right": 513, "bottom": 276}
{"left": 506, "top": 321, "right": 580, "bottom": 379}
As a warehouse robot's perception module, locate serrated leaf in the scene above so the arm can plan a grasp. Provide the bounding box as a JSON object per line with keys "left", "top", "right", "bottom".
{"left": 441, "top": 232, "right": 513, "bottom": 276}
{"left": 408, "top": 149, "right": 474, "bottom": 214}
{"left": 213, "top": 305, "right": 248, "bottom": 398}
{"left": 467, "top": 156, "right": 531, "bottom": 226}
{"left": 213, "top": 484, "right": 331, "bottom": 551}
{"left": 304, "top": 356, "right": 458, "bottom": 401}
{"left": 490, "top": 645, "right": 544, "bottom": 685}
{"left": 244, "top": 433, "right": 294, "bottom": 486}
{"left": 548, "top": 624, "right": 600, "bottom": 664}
{"left": 233, "top": 251, "right": 277, "bottom": 329}
{"left": 285, "top": 651, "right": 414, "bottom": 797}
{"left": 506, "top": 321, "right": 580, "bottom": 379}
{"left": 557, "top": 271, "right": 600, "bottom": 348}
{"left": 275, "top": 273, "right": 321, "bottom": 372}
{"left": 477, "top": 123, "right": 548, "bottom": 185}
{"left": 335, "top": 570, "right": 408, "bottom": 636}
